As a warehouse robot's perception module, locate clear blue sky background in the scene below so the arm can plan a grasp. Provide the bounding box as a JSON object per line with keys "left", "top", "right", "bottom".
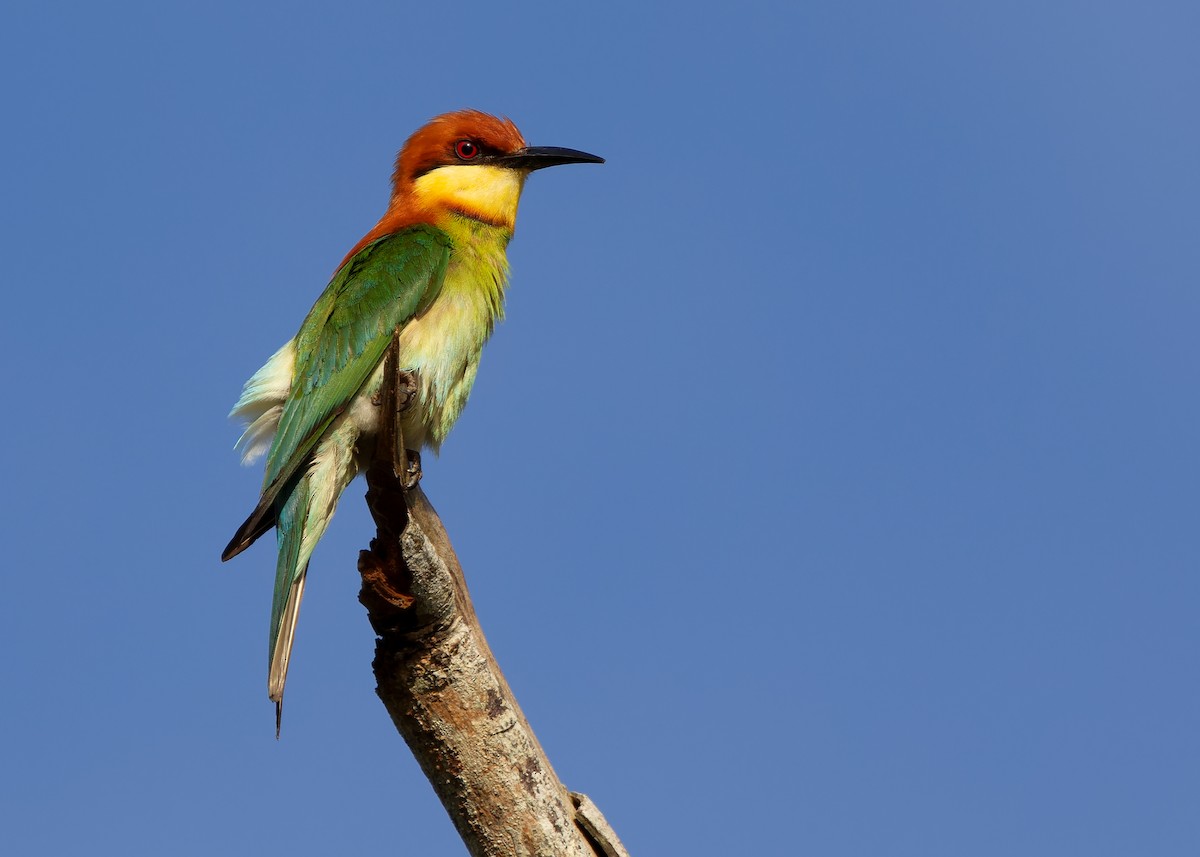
{"left": 2, "top": 1, "right": 1196, "bottom": 854}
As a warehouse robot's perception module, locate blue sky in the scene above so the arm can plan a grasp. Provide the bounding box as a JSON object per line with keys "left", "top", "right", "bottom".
{"left": 2, "top": 1, "right": 1197, "bottom": 854}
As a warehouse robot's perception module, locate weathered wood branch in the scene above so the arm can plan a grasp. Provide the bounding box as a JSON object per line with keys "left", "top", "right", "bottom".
{"left": 355, "top": 341, "right": 628, "bottom": 857}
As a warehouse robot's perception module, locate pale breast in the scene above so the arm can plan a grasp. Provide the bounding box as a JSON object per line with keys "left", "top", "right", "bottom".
{"left": 394, "top": 237, "right": 509, "bottom": 449}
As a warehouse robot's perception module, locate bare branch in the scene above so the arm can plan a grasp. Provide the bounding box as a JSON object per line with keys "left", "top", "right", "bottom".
{"left": 356, "top": 356, "right": 629, "bottom": 856}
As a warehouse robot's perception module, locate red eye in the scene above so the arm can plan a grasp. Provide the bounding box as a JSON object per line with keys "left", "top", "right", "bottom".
{"left": 455, "top": 140, "right": 479, "bottom": 160}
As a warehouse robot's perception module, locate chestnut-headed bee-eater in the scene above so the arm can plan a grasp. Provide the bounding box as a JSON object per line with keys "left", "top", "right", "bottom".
{"left": 222, "top": 110, "right": 603, "bottom": 729}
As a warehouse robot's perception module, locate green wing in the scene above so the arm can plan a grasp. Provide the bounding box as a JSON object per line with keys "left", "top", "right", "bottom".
{"left": 222, "top": 225, "right": 451, "bottom": 560}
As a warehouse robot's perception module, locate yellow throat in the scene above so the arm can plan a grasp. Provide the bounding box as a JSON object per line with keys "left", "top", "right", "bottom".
{"left": 411, "top": 165, "right": 527, "bottom": 230}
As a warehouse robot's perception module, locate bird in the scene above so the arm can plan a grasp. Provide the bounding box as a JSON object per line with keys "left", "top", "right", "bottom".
{"left": 222, "top": 110, "right": 603, "bottom": 732}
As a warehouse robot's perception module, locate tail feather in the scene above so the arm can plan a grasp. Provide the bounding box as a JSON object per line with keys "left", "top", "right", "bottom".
{"left": 265, "top": 423, "right": 360, "bottom": 733}
{"left": 267, "top": 472, "right": 312, "bottom": 732}
{"left": 269, "top": 571, "right": 306, "bottom": 738}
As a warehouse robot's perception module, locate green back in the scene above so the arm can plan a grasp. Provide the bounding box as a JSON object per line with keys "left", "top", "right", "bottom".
{"left": 263, "top": 225, "right": 452, "bottom": 493}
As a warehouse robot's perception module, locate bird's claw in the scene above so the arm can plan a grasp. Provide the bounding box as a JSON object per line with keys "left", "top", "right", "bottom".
{"left": 401, "top": 449, "right": 422, "bottom": 490}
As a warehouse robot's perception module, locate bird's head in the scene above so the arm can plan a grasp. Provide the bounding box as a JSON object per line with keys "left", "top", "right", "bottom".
{"left": 390, "top": 110, "right": 603, "bottom": 231}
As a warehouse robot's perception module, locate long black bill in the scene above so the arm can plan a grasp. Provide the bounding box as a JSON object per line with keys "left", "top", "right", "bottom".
{"left": 499, "top": 146, "right": 605, "bottom": 170}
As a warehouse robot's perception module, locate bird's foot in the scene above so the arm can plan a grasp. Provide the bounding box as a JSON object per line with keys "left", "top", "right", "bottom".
{"left": 402, "top": 449, "right": 422, "bottom": 490}
{"left": 394, "top": 370, "right": 419, "bottom": 413}
{"left": 370, "top": 371, "right": 418, "bottom": 410}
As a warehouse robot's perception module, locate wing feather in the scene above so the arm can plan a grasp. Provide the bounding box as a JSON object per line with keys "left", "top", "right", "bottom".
{"left": 222, "top": 225, "right": 451, "bottom": 560}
